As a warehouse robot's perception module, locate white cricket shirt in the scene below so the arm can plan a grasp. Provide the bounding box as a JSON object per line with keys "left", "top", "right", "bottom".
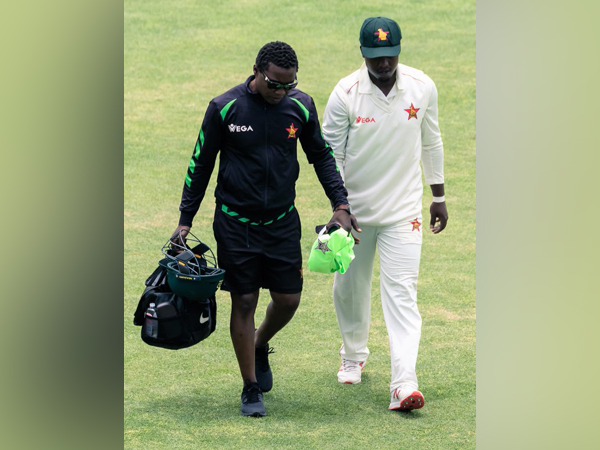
{"left": 323, "top": 63, "right": 444, "bottom": 226}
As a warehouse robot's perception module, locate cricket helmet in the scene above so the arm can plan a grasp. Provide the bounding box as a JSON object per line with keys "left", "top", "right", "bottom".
{"left": 159, "top": 230, "right": 225, "bottom": 301}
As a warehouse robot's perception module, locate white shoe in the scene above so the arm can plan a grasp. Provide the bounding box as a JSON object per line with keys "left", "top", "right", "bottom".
{"left": 337, "top": 358, "right": 366, "bottom": 384}
{"left": 389, "top": 387, "right": 424, "bottom": 411}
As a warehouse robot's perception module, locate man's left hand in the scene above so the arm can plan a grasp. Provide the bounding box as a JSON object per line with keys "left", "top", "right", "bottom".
{"left": 429, "top": 201, "right": 448, "bottom": 234}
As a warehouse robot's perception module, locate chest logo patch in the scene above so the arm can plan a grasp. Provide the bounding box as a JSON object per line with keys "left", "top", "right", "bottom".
{"left": 375, "top": 28, "right": 389, "bottom": 41}
{"left": 286, "top": 123, "right": 298, "bottom": 139}
{"left": 404, "top": 103, "right": 420, "bottom": 120}
{"left": 410, "top": 218, "right": 421, "bottom": 231}
{"left": 356, "top": 116, "right": 376, "bottom": 124}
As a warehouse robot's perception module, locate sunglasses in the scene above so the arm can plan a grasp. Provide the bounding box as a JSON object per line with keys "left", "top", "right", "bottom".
{"left": 261, "top": 71, "right": 298, "bottom": 90}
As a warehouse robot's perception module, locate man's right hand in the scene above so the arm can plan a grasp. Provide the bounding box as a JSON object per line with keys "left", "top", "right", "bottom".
{"left": 170, "top": 225, "right": 190, "bottom": 246}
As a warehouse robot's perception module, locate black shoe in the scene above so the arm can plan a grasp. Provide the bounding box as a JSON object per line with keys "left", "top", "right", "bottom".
{"left": 255, "top": 343, "right": 274, "bottom": 393}
{"left": 240, "top": 381, "right": 266, "bottom": 417}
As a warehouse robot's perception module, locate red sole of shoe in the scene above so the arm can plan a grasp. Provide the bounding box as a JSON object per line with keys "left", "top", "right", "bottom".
{"left": 390, "top": 391, "right": 424, "bottom": 411}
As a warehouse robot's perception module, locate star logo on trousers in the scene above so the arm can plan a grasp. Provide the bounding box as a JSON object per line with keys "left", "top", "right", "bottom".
{"left": 410, "top": 218, "right": 421, "bottom": 231}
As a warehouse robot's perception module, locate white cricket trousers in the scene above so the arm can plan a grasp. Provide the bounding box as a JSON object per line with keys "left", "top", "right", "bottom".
{"left": 333, "top": 221, "right": 422, "bottom": 393}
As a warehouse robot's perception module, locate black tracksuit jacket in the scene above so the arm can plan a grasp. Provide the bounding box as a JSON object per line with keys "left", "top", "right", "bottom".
{"left": 178, "top": 76, "right": 348, "bottom": 226}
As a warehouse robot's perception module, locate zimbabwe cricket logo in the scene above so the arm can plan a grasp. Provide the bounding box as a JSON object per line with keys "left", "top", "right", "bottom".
{"left": 404, "top": 103, "right": 420, "bottom": 120}
{"left": 286, "top": 123, "right": 298, "bottom": 139}
{"left": 375, "top": 28, "right": 389, "bottom": 41}
{"left": 410, "top": 218, "right": 421, "bottom": 231}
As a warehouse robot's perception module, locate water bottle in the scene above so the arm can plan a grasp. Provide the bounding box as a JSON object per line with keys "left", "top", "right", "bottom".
{"left": 145, "top": 302, "right": 158, "bottom": 338}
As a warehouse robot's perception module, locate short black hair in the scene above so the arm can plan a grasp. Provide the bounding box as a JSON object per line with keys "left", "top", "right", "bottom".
{"left": 255, "top": 41, "right": 299, "bottom": 73}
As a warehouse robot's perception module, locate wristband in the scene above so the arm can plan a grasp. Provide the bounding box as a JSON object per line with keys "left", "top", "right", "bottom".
{"left": 432, "top": 196, "right": 445, "bottom": 203}
{"left": 334, "top": 204, "right": 352, "bottom": 215}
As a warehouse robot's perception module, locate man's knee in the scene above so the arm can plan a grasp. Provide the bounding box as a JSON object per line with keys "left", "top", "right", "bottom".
{"left": 271, "top": 292, "right": 301, "bottom": 312}
{"left": 231, "top": 292, "right": 259, "bottom": 316}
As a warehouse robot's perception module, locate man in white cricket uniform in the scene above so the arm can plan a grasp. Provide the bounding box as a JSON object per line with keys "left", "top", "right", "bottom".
{"left": 322, "top": 16, "right": 448, "bottom": 411}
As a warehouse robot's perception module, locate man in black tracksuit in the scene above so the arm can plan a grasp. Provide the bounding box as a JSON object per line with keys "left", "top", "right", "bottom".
{"left": 171, "top": 41, "right": 360, "bottom": 417}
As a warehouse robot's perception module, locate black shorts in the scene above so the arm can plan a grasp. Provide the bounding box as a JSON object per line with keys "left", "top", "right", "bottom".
{"left": 212, "top": 206, "right": 303, "bottom": 295}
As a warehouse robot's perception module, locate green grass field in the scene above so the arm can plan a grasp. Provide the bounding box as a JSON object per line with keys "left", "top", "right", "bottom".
{"left": 125, "top": 0, "right": 475, "bottom": 448}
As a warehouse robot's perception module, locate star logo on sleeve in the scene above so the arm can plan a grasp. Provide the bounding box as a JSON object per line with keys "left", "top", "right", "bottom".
{"left": 410, "top": 218, "right": 421, "bottom": 231}
{"left": 286, "top": 123, "right": 298, "bottom": 139}
{"left": 316, "top": 239, "right": 330, "bottom": 254}
{"left": 404, "top": 103, "right": 420, "bottom": 120}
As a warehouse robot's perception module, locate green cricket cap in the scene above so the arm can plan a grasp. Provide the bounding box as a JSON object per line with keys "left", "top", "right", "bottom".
{"left": 359, "top": 16, "right": 401, "bottom": 58}
{"left": 308, "top": 228, "right": 355, "bottom": 274}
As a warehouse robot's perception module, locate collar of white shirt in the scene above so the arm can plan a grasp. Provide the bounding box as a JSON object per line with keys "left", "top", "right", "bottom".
{"left": 358, "top": 62, "right": 405, "bottom": 97}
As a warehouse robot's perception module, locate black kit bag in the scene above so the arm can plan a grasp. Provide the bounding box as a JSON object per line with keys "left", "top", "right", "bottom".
{"left": 133, "top": 283, "right": 217, "bottom": 350}
{"left": 133, "top": 231, "right": 224, "bottom": 350}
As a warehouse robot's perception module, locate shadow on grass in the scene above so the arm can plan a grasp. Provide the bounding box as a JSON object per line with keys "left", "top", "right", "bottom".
{"left": 133, "top": 372, "right": 427, "bottom": 425}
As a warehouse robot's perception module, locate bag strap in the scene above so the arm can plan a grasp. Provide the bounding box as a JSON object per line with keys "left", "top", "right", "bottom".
{"left": 145, "top": 265, "right": 168, "bottom": 287}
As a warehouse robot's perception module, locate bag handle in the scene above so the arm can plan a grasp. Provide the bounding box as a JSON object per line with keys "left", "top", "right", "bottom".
{"left": 317, "top": 226, "right": 328, "bottom": 240}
